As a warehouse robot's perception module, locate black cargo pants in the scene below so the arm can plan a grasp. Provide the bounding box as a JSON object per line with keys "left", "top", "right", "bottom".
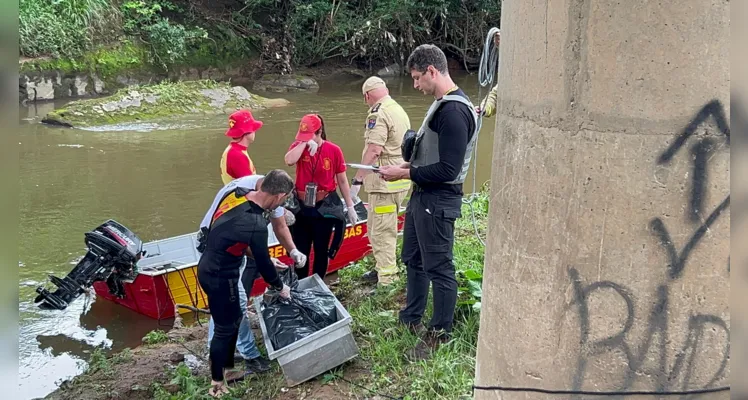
{"left": 398, "top": 189, "right": 462, "bottom": 333}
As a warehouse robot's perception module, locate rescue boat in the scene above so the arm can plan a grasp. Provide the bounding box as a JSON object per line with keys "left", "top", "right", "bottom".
{"left": 89, "top": 205, "right": 405, "bottom": 320}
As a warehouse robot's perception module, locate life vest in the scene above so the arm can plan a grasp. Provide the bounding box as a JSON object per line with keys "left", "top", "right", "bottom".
{"left": 410, "top": 93, "right": 479, "bottom": 185}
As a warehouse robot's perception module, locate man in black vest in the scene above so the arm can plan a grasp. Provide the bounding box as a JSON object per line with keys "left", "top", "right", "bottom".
{"left": 378, "top": 44, "right": 478, "bottom": 359}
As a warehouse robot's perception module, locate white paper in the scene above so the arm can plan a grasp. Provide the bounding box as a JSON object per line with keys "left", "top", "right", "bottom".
{"left": 346, "top": 163, "right": 380, "bottom": 171}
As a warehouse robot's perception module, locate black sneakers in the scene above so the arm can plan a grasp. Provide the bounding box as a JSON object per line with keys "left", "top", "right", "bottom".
{"left": 245, "top": 355, "right": 272, "bottom": 373}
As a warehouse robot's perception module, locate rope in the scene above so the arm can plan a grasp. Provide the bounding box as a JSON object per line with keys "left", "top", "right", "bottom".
{"left": 185, "top": 266, "right": 207, "bottom": 326}
{"left": 462, "top": 26, "right": 500, "bottom": 247}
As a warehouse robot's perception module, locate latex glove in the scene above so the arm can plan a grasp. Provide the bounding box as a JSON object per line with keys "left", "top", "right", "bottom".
{"left": 347, "top": 205, "right": 359, "bottom": 225}
{"left": 306, "top": 140, "right": 319, "bottom": 156}
{"left": 289, "top": 249, "right": 307, "bottom": 268}
{"left": 271, "top": 257, "right": 288, "bottom": 269}
{"left": 279, "top": 284, "right": 291, "bottom": 299}
{"left": 350, "top": 184, "right": 361, "bottom": 199}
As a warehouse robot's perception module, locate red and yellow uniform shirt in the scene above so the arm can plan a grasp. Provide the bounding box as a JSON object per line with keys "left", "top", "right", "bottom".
{"left": 220, "top": 142, "right": 256, "bottom": 185}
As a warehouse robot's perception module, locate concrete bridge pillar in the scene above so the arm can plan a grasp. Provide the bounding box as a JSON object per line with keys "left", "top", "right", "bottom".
{"left": 474, "top": 1, "right": 730, "bottom": 399}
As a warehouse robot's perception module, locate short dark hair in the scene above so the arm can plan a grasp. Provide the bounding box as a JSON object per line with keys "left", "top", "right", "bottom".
{"left": 260, "top": 169, "right": 295, "bottom": 195}
{"left": 406, "top": 44, "right": 449, "bottom": 75}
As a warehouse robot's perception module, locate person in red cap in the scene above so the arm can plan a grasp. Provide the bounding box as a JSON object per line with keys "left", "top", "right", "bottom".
{"left": 284, "top": 114, "right": 359, "bottom": 279}
{"left": 220, "top": 109, "right": 263, "bottom": 185}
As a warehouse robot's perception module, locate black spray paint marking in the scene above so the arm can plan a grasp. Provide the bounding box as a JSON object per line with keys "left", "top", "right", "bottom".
{"left": 569, "top": 268, "right": 635, "bottom": 394}
{"left": 657, "top": 100, "right": 730, "bottom": 164}
{"left": 689, "top": 138, "right": 715, "bottom": 222}
{"left": 650, "top": 195, "right": 730, "bottom": 280}
{"left": 569, "top": 268, "right": 730, "bottom": 398}
{"left": 568, "top": 101, "right": 730, "bottom": 396}
{"left": 657, "top": 100, "right": 729, "bottom": 222}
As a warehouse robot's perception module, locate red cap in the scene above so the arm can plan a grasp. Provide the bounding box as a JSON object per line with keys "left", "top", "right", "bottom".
{"left": 295, "top": 114, "right": 322, "bottom": 141}
{"left": 226, "top": 109, "right": 263, "bottom": 138}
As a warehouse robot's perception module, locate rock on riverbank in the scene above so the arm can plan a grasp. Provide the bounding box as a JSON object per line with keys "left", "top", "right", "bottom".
{"left": 252, "top": 74, "right": 320, "bottom": 93}
{"left": 41, "top": 80, "right": 290, "bottom": 128}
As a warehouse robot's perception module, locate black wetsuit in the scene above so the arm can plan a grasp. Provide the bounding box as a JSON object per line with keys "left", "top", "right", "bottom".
{"left": 197, "top": 199, "right": 283, "bottom": 382}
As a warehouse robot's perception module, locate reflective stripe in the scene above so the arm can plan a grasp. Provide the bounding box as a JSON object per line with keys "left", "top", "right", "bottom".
{"left": 377, "top": 264, "right": 398, "bottom": 276}
{"left": 373, "top": 204, "right": 397, "bottom": 214}
{"left": 220, "top": 146, "right": 232, "bottom": 184}
{"left": 385, "top": 179, "right": 411, "bottom": 191}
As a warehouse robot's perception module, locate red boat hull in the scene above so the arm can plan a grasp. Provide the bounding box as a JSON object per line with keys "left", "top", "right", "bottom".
{"left": 93, "top": 215, "right": 405, "bottom": 320}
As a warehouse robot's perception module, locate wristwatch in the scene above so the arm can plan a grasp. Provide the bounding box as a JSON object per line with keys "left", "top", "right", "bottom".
{"left": 351, "top": 178, "right": 363, "bottom": 186}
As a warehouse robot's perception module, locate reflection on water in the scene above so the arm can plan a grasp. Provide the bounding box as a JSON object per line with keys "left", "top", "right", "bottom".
{"left": 18, "top": 72, "right": 496, "bottom": 399}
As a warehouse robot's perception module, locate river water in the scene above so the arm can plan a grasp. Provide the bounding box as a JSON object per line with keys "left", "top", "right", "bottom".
{"left": 17, "top": 72, "right": 495, "bottom": 399}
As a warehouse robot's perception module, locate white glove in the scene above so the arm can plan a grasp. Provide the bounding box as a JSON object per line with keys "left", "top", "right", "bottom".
{"left": 350, "top": 184, "right": 361, "bottom": 199}
{"left": 347, "top": 206, "right": 359, "bottom": 225}
{"left": 306, "top": 140, "right": 319, "bottom": 156}
{"left": 271, "top": 257, "right": 288, "bottom": 269}
{"left": 279, "top": 284, "right": 291, "bottom": 299}
{"left": 289, "top": 249, "right": 307, "bottom": 268}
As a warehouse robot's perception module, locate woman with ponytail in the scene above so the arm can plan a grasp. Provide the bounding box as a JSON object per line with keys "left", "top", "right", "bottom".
{"left": 284, "top": 114, "right": 359, "bottom": 279}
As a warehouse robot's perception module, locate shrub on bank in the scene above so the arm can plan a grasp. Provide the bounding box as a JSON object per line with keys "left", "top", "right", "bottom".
{"left": 20, "top": 0, "right": 501, "bottom": 76}
{"left": 19, "top": 0, "right": 118, "bottom": 58}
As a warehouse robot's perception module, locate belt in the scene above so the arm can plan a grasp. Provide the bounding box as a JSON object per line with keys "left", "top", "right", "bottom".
{"left": 297, "top": 189, "right": 330, "bottom": 203}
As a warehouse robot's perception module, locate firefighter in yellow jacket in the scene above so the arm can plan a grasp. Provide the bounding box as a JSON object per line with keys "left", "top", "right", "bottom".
{"left": 351, "top": 77, "right": 411, "bottom": 286}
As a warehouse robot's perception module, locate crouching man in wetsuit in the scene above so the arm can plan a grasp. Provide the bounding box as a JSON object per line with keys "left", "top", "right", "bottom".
{"left": 196, "top": 169, "right": 299, "bottom": 398}
{"left": 202, "top": 173, "right": 306, "bottom": 374}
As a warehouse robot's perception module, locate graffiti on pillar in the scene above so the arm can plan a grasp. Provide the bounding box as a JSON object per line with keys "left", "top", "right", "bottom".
{"left": 569, "top": 100, "right": 730, "bottom": 396}
{"left": 649, "top": 196, "right": 729, "bottom": 280}
{"left": 656, "top": 99, "right": 730, "bottom": 223}
{"left": 568, "top": 268, "right": 730, "bottom": 397}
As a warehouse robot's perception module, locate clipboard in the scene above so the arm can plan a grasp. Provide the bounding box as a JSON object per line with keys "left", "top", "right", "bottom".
{"left": 346, "top": 163, "right": 380, "bottom": 171}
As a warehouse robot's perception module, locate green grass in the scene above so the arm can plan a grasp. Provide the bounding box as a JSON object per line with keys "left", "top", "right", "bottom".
{"left": 152, "top": 363, "right": 213, "bottom": 400}
{"left": 86, "top": 347, "right": 134, "bottom": 377}
{"left": 143, "top": 329, "right": 170, "bottom": 345}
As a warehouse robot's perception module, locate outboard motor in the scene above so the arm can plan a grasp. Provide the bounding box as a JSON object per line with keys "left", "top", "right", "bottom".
{"left": 34, "top": 220, "right": 144, "bottom": 310}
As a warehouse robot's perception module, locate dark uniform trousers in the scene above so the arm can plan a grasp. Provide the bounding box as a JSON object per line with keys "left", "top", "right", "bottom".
{"left": 398, "top": 188, "right": 463, "bottom": 333}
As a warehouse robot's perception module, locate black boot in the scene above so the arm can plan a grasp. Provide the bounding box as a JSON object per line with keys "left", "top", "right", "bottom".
{"left": 245, "top": 355, "right": 272, "bottom": 373}
{"left": 361, "top": 270, "right": 378, "bottom": 284}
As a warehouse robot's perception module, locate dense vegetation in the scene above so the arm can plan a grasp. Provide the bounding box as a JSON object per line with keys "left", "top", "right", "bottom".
{"left": 19, "top": 0, "right": 501, "bottom": 74}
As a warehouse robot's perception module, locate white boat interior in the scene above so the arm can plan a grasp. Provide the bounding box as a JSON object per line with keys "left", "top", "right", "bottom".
{"left": 135, "top": 203, "right": 396, "bottom": 277}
